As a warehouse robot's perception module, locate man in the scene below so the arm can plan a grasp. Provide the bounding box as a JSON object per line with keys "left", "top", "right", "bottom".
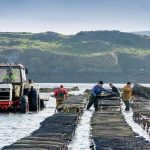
{"left": 122, "top": 82, "right": 132, "bottom": 111}
{"left": 24, "top": 79, "right": 34, "bottom": 95}
{"left": 87, "top": 81, "right": 116, "bottom": 111}
{"left": 109, "top": 83, "right": 120, "bottom": 97}
{"left": 3, "top": 69, "right": 16, "bottom": 83}
{"left": 54, "top": 85, "right": 68, "bottom": 112}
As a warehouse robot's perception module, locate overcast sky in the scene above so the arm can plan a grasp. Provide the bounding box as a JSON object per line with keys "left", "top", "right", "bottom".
{"left": 0, "top": 0, "right": 149, "bottom": 34}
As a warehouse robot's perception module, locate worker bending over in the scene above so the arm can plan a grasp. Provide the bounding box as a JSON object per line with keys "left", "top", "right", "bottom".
{"left": 54, "top": 85, "right": 68, "bottom": 112}
{"left": 87, "top": 81, "right": 115, "bottom": 111}
{"left": 109, "top": 83, "right": 120, "bottom": 97}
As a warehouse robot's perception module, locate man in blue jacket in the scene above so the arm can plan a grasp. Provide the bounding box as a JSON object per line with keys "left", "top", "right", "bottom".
{"left": 87, "top": 81, "right": 115, "bottom": 111}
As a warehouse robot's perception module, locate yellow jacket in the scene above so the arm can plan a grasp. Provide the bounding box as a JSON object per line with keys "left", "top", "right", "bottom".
{"left": 122, "top": 85, "right": 132, "bottom": 101}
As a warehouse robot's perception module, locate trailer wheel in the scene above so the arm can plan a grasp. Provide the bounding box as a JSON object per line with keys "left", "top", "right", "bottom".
{"left": 40, "top": 99, "right": 44, "bottom": 110}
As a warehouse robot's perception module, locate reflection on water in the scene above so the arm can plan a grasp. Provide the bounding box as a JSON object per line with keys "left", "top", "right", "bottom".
{"left": 0, "top": 95, "right": 55, "bottom": 149}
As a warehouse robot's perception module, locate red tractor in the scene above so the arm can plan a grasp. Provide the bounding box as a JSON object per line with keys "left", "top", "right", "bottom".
{"left": 0, "top": 63, "right": 44, "bottom": 112}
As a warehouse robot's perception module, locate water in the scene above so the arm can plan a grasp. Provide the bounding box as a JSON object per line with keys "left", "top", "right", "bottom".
{"left": 0, "top": 83, "right": 93, "bottom": 149}
{"left": 122, "top": 103, "right": 150, "bottom": 141}
{"left": 0, "top": 83, "right": 150, "bottom": 149}
{"left": 68, "top": 109, "right": 94, "bottom": 150}
{"left": 0, "top": 94, "right": 56, "bottom": 149}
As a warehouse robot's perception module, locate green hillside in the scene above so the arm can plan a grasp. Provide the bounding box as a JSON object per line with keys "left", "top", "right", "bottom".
{"left": 0, "top": 30, "right": 150, "bottom": 82}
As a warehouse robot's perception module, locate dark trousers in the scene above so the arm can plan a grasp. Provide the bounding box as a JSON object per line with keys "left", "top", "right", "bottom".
{"left": 87, "top": 94, "right": 98, "bottom": 110}
{"left": 124, "top": 100, "right": 130, "bottom": 111}
{"left": 23, "top": 89, "right": 29, "bottom": 95}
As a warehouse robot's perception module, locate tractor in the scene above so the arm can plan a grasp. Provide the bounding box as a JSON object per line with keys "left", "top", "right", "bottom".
{"left": 0, "top": 63, "right": 44, "bottom": 113}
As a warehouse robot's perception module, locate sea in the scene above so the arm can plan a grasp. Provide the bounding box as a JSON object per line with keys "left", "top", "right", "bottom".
{"left": 0, "top": 83, "right": 150, "bottom": 150}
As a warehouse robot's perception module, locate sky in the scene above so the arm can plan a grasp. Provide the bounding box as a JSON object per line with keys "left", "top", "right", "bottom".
{"left": 0, "top": 0, "right": 150, "bottom": 35}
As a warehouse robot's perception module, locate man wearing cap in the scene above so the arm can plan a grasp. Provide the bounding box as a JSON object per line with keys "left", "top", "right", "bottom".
{"left": 122, "top": 82, "right": 132, "bottom": 111}
{"left": 87, "top": 81, "right": 116, "bottom": 111}
{"left": 54, "top": 85, "right": 68, "bottom": 112}
{"left": 109, "top": 83, "right": 120, "bottom": 97}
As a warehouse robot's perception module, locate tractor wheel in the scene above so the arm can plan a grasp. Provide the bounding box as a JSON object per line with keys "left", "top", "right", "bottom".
{"left": 28, "top": 89, "right": 38, "bottom": 111}
{"left": 20, "top": 95, "right": 29, "bottom": 113}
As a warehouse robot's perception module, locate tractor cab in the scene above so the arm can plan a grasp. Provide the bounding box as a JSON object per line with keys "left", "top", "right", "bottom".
{"left": 0, "top": 63, "right": 28, "bottom": 111}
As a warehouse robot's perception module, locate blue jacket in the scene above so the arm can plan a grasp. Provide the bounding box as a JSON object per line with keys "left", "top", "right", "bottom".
{"left": 91, "top": 85, "right": 114, "bottom": 96}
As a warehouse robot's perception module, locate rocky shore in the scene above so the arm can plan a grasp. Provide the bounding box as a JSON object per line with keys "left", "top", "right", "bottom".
{"left": 40, "top": 87, "right": 80, "bottom": 93}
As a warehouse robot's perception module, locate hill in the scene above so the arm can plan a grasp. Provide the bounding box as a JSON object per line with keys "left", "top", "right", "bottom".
{"left": 0, "top": 30, "right": 150, "bottom": 83}
{"left": 134, "top": 31, "right": 150, "bottom": 36}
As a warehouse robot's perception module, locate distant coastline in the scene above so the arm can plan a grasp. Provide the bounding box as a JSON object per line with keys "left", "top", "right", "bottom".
{"left": 0, "top": 30, "right": 150, "bottom": 83}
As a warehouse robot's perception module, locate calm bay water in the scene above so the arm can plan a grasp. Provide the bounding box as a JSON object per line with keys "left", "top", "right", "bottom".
{"left": 0, "top": 83, "right": 150, "bottom": 149}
